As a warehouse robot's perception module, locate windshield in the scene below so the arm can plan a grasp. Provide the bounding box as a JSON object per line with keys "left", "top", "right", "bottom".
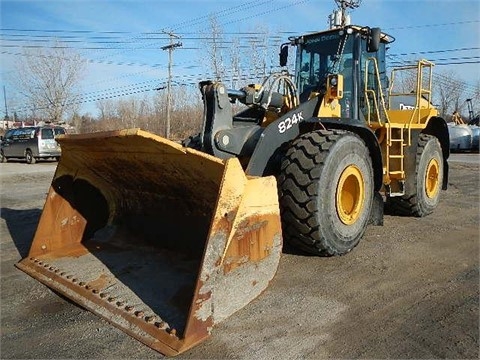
{"left": 296, "top": 32, "right": 354, "bottom": 100}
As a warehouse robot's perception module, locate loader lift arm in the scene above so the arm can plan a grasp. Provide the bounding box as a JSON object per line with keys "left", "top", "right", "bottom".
{"left": 195, "top": 72, "right": 303, "bottom": 165}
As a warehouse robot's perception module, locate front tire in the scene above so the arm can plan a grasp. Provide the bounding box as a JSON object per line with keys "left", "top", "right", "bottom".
{"left": 279, "top": 130, "right": 374, "bottom": 256}
{"left": 387, "top": 134, "right": 443, "bottom": 217}
{"left": 25, "top": 149, "right": 36, "bottom": 164}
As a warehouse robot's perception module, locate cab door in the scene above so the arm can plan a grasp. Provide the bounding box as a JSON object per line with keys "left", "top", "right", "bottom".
{"left": 7, "top": 129, "right": 23, "bottom": 157}
{"left": 358, "top": 39, "right": 388, "bottom": 123}
{"left": 15, "top": 128, "right": 35, "bottom": 157}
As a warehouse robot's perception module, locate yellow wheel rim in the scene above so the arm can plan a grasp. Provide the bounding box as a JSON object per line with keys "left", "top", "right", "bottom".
{"left": 336, "top": 165, "right": 365, "bottom": 225}
{"left": 425, "top": 158, "right": 440, "bottom": 199}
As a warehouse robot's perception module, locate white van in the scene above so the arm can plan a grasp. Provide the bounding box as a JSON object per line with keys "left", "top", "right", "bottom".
{"left": 0, "top": 126, "right": 65, "bottom": 164}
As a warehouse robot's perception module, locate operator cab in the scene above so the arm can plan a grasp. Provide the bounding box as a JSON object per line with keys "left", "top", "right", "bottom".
{"left": 283, "top": 26, "right": 394, "bottom": 121}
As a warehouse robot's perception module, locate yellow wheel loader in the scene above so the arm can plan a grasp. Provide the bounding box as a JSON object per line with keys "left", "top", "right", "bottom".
{"left": 17, "top": 24, "right": 449, "bottom": 356}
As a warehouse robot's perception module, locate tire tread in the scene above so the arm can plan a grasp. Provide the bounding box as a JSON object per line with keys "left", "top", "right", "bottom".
{"left": 279, "top": 130, "right": 342, "bottom": 256}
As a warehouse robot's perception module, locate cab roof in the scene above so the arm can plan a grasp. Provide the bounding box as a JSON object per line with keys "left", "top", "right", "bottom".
{"left": 294, "top": 25, "right": 395, "bottom": 44}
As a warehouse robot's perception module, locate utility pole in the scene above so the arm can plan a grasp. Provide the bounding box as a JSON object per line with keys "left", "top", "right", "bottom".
{"left": 331, "top": 0, "right": 361, "bottom": 28}
{"left": 3, "top": 85, "right": 9, "bottom": 129}
{"left": 161, "top": 30, "right": 182, "bottom": 139}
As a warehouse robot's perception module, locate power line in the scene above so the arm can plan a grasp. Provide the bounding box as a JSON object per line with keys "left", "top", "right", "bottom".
{"left": 4, "top": 16, "right": 477, "bottom": 35}
{"left": 390, "top": 47, "right": 480, "bottom": 56}
{"left": 4, "top": 18, "right": 478, "bottom": 35}
{"left": 389, "top": 56, "right": 480, "bottom": 64}
{"left": 87, "top": 0, "right": 275, "bottom": 60}
{"left": 90, "top": 0, "right": 311, "bottom": 61}
{"left": 0, "top": 31, "right": 283, "bottom": 43}
{"left": 387, "top": 53, "right": 478, "bottom": 92}
{"left": 0, "top": 28, "right": 132, "bottom": 34}
{"left": 389, "top": 58, "right": 480, "bottom": 67}
{"left": 171, "top": 0, "right": 272, "bottom": 31}
{"left": 385, "top": 19, "right": 480, "bottom": 30}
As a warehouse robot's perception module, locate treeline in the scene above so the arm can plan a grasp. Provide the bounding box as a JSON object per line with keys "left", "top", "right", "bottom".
{"left": 71, "top": 86, "right": 205, "bottom": 140}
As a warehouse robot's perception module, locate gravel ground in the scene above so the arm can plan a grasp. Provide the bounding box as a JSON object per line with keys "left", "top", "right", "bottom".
{"left": 1, "top": 154, "right": 479, "bottom": 359}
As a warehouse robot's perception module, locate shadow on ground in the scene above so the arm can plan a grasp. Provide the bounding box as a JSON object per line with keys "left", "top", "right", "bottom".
{"left": 1, "top": 207, "right": 41, "bottom": 258}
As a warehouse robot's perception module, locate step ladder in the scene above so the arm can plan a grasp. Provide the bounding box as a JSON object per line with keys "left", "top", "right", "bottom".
{"left": 385, "top": 125, "right": 406, "bottom": 196}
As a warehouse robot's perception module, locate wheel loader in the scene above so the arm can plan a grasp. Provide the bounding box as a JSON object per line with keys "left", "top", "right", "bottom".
{"left": 16, "top": 22, "right": 449, "bottom": 356}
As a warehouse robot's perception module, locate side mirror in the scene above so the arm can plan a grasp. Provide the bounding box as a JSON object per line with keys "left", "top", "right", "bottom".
{"left": 367, "top": 27, "right": 381, "bottom": 52}
{"left": 279, "top": 44, "right": 289, "bottom": 67}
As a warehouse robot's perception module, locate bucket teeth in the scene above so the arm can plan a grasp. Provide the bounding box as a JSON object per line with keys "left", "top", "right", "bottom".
{"left": 145, "top": 315, "right": 155, "bottom": 323}
{"left": 26, "top": 256, "right": 176, "bottom": 335}
{"left": 155, "top": 321, "right": 169, "bottom": 330}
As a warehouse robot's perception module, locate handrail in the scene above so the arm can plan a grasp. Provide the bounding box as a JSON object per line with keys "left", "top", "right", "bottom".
{"left": 364, "top": 58, "right": 435, "bottom": 186}
{"left": 364, "top": 57, "right": 391, "bottom": 126}
{"left": 388, "top": 59, "right": 435, "bottom": 126}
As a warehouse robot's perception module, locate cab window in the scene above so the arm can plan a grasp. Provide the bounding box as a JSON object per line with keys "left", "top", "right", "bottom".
{"left": 296, "top": 33, "right": 354, "bottom": 102}
{"left": 41, "top": 128, "right": 54, "bottom": 140}
{"left": 54, "top": 128, "right": 65, "bottom": 136}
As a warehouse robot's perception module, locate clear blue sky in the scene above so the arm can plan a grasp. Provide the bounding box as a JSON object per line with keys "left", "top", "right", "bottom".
{"left": 1, "top": 0, "right": 479, "bottom": 117}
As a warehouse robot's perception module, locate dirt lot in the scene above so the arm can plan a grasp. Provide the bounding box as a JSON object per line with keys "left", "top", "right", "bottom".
{"left": 1, "top": 155, "right": 479, "bottom": 359}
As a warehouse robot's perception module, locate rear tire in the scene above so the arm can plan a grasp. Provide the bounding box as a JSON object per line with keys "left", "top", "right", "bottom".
{"left": 25, "top": 150, "right": 36, "bottom": 164}
{"left": 278, "top": 130, "right": 374, "bottom": 256}
{"left": 386, "top": 134, "right": 443, "bottom": 217}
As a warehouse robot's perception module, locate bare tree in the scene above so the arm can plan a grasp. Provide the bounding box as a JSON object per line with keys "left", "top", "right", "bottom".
{"left": 116, "top": 98, "right": 141, "bottom": 129}
{"left": 268, "top": 33, "right": 284, "bottom": 74}
{"left": 249, "top": 27, "right": 269, "bottom": 82}
{"left": 96, "top": 99, "right": 113, "bottom": 122}
{"left": 390, "top": 68, "right": 418, "bottom": 94}
{"left": 202, "top": 15, "right": 225, "bottom": 81}
{"left": 229, "top": 37, "right": 242, "bottom": 89}
{"left": 434, "top": 70, "right": 466, "bottom": 118}
{"left": 14, "top": 41, "right": 85, "bottom": 122}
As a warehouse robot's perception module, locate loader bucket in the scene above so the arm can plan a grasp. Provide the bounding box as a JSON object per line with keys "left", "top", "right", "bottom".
{"left": 16, "top": 128, "right": 282, "bottom": 356}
